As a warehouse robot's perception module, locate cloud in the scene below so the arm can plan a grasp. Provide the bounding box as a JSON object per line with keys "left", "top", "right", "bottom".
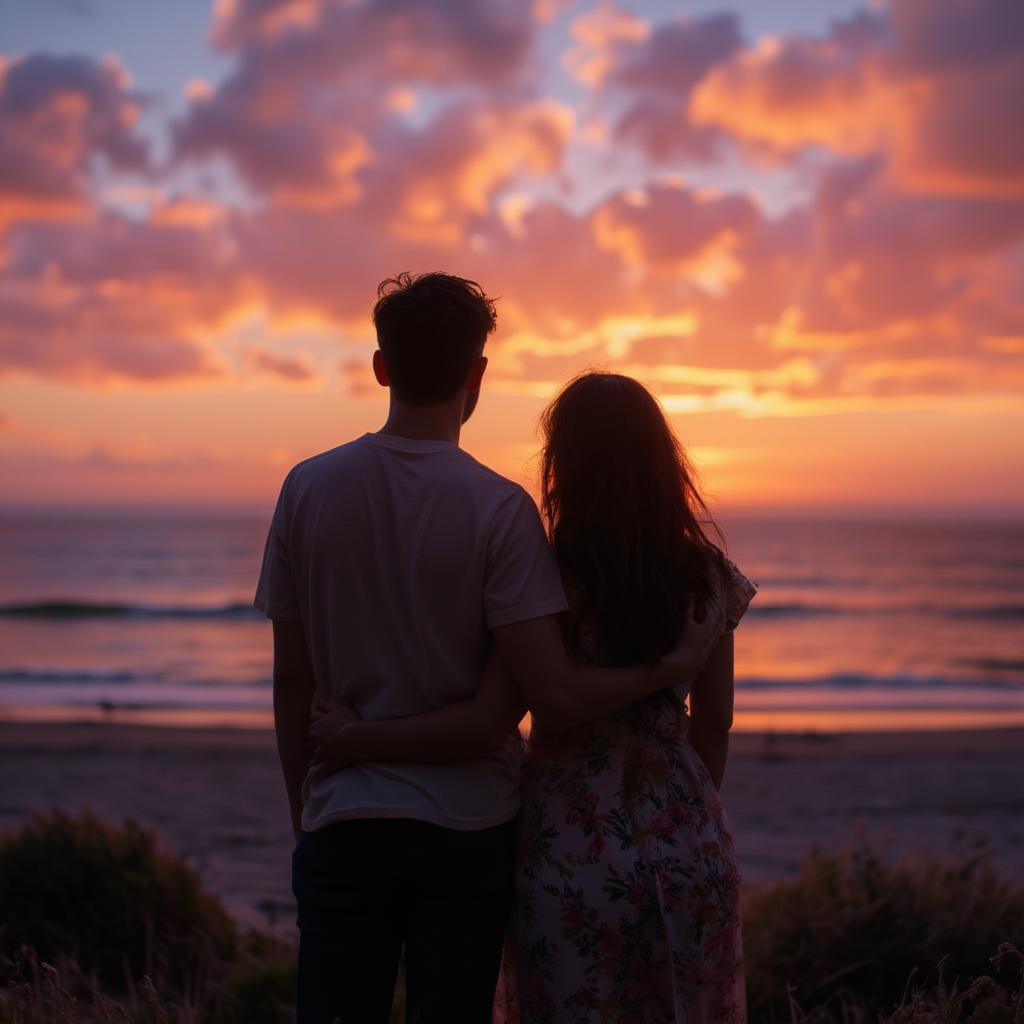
{"left": 690, "top": 0, "right": 1024, "bottom": 197}
{"left": 767, "top": 156, "right": 1024, "bottom": 350}
{"left": 362, "top": 100, "right": 572, "bottom": 244}
{"left": 566, "top": 7, "right": 741, "bottom": 161}
{"left": 474, "top": 199, "right": 640, "bottom": 342}
{"left": 607, "top": 12, "right": 742, "bottom": 161}
{"left": 175, "top": 0, "right": 542, "bottom": 203}
{"left": 6, "top": 209, "right": 236, "bottom": 287}
{"left": 208, "top": 98, "right": 574, "bottom": 329}
{"left": 592, "top": 182, "right": 759, "bottom": 276}
{"left": 209, "top": 0, "right": 535, "bottom": 81}
{"left": 563, "top": 3, "right": 650, "bottom": 87}
{"left": 0, "top": 291, "right": 222, "bottom": 382}
{"left": 0, "top": 53, "right": 148, "bottom": 224}
{"left": 339, "top": 355, "right": 378, "bottom": 396}
{"left": 246, "top": 345, "right": 317, "bottom": 382}
{"left": 472, "top": 155, "right": 1024, "bottom": 411}
{"left": 0, "top": 210, "right": 233, "bottom": 382}
{"left": 3, "top": 0, "right": 1022, "bottom": 420}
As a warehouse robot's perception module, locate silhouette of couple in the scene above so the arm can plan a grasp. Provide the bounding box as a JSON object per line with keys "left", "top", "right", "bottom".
{"left": 255, "top": 272, "right": 756, "bottom": 1024}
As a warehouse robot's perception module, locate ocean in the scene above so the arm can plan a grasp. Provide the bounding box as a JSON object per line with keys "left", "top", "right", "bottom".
{"left": 1, "top": 509, "right": 1022, "bottom": 732}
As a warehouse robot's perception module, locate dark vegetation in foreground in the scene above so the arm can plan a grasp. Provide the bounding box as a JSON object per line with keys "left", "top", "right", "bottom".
{"left": 0, "top": 812, "right": 1022, "bottom": 1023}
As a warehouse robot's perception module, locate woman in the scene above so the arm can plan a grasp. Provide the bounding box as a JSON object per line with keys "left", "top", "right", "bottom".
{"left": 313, "top": 373, "right": 756, "bottom": 1023}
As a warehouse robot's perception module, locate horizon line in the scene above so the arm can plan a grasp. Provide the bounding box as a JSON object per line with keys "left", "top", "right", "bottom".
{"left": 0, "top": 501, "right": 1021, "bottom": 524}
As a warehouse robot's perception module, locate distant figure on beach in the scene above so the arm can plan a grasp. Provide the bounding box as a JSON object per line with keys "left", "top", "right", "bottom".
{"left": 255, "top": 273, "right": 726, "bottom": 1024}
{"left": 313, "top": 370, "right": 757, "bottom": 1023}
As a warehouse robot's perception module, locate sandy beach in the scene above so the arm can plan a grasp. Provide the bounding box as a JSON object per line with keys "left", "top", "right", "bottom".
{"left": 1, "top": 722, "right": 1022, "bottom": 934}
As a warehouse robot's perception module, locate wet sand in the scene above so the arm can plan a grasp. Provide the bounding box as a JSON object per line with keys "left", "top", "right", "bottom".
{"left": 1, "top": 722, "right": 1022, "bottom": 933}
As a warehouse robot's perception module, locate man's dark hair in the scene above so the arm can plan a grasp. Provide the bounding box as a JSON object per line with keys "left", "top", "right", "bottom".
{"left": 372, "top": 272, "right": 498, "bottom": 405}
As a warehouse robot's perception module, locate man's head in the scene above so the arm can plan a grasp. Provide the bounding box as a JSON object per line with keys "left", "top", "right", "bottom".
{"left": 372, "top": 272, "right": 497, "bottom": 416}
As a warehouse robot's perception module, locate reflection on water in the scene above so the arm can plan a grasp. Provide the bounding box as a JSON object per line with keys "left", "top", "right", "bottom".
{"left": 1, "top": 511, "right": 1022, "bottom": 732}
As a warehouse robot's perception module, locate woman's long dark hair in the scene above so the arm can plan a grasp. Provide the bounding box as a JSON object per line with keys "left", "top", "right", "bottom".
{"left": 540, "top": 372, "right": 725, "bottom": 665}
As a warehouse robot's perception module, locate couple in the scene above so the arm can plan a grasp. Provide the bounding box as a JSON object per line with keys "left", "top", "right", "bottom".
{"left": 255, "top": 272, "right": 756, "bottom": 1024}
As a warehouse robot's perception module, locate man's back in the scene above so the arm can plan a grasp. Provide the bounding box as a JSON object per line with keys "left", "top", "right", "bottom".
{"left": 256, "top": 432, "right": 566, "bottom": 831}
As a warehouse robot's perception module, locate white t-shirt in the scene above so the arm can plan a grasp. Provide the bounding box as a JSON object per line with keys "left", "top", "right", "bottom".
{"left": 254, "top": 432, "right": 567, "bottom": 832}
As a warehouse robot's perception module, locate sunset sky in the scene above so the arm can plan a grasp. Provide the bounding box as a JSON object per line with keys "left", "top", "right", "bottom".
{"left": 1, "top": 0, "right": 1022, "bottom": 514}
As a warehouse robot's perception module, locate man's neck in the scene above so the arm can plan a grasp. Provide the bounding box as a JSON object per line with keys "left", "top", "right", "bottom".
{"left": 379, "top": 399, "right": 464, "bottom": 445}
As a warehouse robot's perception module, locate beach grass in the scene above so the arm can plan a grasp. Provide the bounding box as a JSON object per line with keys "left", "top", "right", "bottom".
{"left": 743, "top": 838, "right": 1024, "bottom": 1022}
{"left": 1, "top": 812, "right": 1022, "bottom": 1023}
{"left": 0, "top": 813, "right": 294, "bottom": 1023}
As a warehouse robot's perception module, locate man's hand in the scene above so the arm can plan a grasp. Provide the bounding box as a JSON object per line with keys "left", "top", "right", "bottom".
{"left": 657, "top": 591, "right": 726, "bottom": 685}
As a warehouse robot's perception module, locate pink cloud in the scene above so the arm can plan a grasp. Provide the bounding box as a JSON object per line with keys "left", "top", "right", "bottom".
{"left": 775, "top": 156, "right": 1024, "bottom": 341}
{"left": 175, "top": 0, "right": 542, "bottom": 201}
{"left": 565, "top": 8, "right": 741, "bottom": 162}
{"left": 0, "top": 211, "right": 234, "bottom": 382}
{"left": 339, "top": 356, "right": 378, "bottom": 397}
{"left": 592, "top": 182, "right": 759, "bottom": 271}
{"left": 0, "top": 53, "right": 148, "bottom": 223}
{"left": 247, "top": 346, "right": 317, "bottom": 382}
{"left": 0, "top": 295, "right": 222, "bottom": 382}
{"left": 690, "top": 0, "right": 1024, "bottom": 197}
{"left": 607, "top": 12, "right": 742, "bottom": 161}
{"left": 210, "top": 0, "right": 535, "bottom": 82}
{"left": 1, "top": 0, "right": 1021, "bottom": 414}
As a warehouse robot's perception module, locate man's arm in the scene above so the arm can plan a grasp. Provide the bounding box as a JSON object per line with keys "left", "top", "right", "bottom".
{"left": 493, "top": 600, "right": 724, "bottom": 734}
{"left": 272, "top": 619, "right": 317, "bottom": 842}
{"left": 687, "top": 631, "right": 734, "bottom": 789}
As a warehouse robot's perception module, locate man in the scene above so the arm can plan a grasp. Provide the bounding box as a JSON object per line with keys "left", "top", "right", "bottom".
{"left": 255, "top": 272, "right": 722, "bottom": 1023}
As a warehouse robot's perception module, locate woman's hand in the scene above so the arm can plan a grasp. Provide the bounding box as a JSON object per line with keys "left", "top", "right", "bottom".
{"left": 308, "top": 698, "right": 360, "bottom": 781}
{"left": 658, "top": 592, "right": 726, "bottom": 685}
{"left": 309, "top": 697, "right": 359, "bottom": 741}
{"left": 309, "top": 732, "right": 356, "bottom": 781}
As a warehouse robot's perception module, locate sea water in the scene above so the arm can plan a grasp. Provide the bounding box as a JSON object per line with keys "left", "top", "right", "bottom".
{"left": 1, "top": 509, "right": 1021, "bottom": 731}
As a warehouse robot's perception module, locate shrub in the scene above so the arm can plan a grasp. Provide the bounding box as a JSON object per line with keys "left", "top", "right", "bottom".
{"left": 208, "top": 932, "right": 295, "bottom": 1024}
{"left": 743, "top": 841, "right": 1024, "bottom": 1022}
{"left": 0, "top": 947, "right": 172, "bottom": 1023}
{"left": 883, "top": 944, "right": 1024, "bottom": 1024}
{"left": 5, "top": 815, "right": 1019, "bottom": 1024}
{"left": 0, "top": 811, "right": 237, "bottom": 993}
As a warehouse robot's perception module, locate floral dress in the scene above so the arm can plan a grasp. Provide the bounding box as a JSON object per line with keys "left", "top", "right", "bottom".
{"left": 496, "top": 561, "right": 757, "bottom": 1024}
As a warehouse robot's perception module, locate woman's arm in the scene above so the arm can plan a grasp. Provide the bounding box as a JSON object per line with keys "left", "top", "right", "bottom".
{"left": 492, "top": 597, "right": 725, "bottom": 734}
{"left": 309, "top": 653, "right": 525, "bottom": 776}
{"left": 311, "top": 599, "right": 727, "bottom": 775}
{"left": 686, "top": 630, "right": 734, "bottom": 789}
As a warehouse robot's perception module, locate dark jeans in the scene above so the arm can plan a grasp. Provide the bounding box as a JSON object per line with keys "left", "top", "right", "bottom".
{"left": 291, "top": 816, "right": 517, "bottom": 1024}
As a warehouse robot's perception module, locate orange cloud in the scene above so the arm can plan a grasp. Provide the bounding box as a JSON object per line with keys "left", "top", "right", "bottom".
{"left": 0, "top": 53, "right": 148, "bottom": 227}
{"left": 339, "top": 356, "right": 378, "bottom": 398}
{"left": 387, "top": 101, "right": 572, "bottom": 245}
{"left": 209, "top": 0, "right": 535, "bottom": 83}
{"left": 0, "top": 209, "right": 238, "bottom": 383}
{"left": 2, "top": 0, "right": 1022, "bottom": 519}
{"left": 179, "top": 0, "right": 543, "bottom": 211}
{"left": 564, "top": 4, "right": 650, "bottom": 87}
{"left": 690, "top": 1, "right": 1024, "bottom": 197}
{"left": 246, "top": 346, "right": 318, "bottom": 384}
{"left": 591, "top": 182, "right": 758, "bottom": 277}
{"left": 566, "top": 8, "right": 741, "bottom": 161}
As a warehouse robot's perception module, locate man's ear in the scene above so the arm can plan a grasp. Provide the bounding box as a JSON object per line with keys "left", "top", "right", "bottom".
{"left": 466, "top": 354, "right": 488, "bottom": 391}
{"left": 372, "top": 350, "right": 390, "bottom": 387}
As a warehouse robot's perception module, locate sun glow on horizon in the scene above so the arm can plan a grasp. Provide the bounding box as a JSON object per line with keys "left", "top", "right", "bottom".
{"left": 0, "top": 0, "right": 1021, "bottom": 514}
